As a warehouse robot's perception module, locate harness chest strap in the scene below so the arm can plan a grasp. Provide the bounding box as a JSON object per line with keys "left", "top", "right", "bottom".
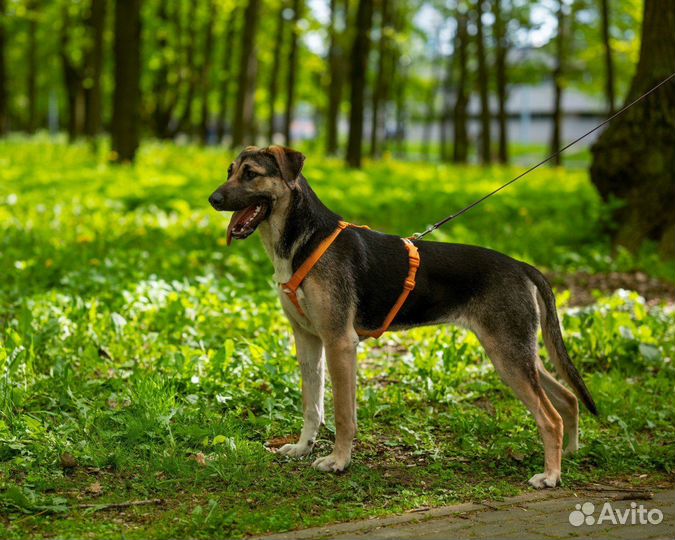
{"left": 281, "top": 221, "right": 420, "bottom": 339}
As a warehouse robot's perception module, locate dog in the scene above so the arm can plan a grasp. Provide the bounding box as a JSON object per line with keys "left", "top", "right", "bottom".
{"left": 208, "top": 145, "right": 598, "bottom": 488}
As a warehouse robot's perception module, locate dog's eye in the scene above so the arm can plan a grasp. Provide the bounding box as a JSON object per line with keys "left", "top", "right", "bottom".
{"left": 227, "top": 164, "right": 234, "bottom": 178}
{"left": 245, "top": 169, "right": 258, "bottom": 181}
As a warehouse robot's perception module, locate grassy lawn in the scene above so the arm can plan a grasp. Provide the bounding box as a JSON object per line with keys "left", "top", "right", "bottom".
{"left": 0, "top": 138, "right": 673, "bottom": 539}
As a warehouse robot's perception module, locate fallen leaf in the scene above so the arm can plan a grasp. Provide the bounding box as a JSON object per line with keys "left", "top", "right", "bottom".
{"left": 190, "top": 452, "right": 207, "bottom": 466}
{"left": 87, "top": 482, "right": 103, "bottom": 496}
{"left": 60, "top": 452, "right": 78, "bottom": 469}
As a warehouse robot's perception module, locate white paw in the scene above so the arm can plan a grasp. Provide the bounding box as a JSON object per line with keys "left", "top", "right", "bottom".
{"left": 311, "top": 452, "right": 351, "bottom": 472}
{"left": 277, "top": 442, "right": 313, "bottom": 458}
{"left": 528, "top": 472, "right": 560, "bottom": 489}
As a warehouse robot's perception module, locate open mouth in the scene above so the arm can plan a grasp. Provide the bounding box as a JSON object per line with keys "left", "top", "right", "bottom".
{"left": 226, "top": 201, "right": 270, "bottom": 245}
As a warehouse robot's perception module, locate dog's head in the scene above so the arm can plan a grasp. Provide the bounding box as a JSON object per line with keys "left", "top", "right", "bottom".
{"left": 208, "top": 145, "right": 305, "bottom": 245}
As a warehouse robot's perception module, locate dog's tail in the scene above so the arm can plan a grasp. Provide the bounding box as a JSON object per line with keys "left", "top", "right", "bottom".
{"left": 524, "top": 264, "right": 598, "bottom": 415}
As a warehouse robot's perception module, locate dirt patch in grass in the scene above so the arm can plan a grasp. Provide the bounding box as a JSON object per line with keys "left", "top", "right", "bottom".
{"left": 547, "top": 271, "right": 675, "bottom": 306}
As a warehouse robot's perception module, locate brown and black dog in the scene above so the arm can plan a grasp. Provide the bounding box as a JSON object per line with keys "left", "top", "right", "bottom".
{"left": 208, "top": 145, "right": 597, "bottom": 488}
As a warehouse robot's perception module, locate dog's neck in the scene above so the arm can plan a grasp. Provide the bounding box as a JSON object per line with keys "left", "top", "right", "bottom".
{"left": 258, "top": 176, "right": 341, "bottom": 283}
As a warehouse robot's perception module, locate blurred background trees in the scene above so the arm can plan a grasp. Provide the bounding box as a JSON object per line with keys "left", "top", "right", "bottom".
{"left": 0, "top": 0, "right": 671, "bottom": 252}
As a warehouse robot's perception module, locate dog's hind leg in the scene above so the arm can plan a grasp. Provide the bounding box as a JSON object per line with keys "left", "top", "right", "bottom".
{"left": 479, "top": 331, "right": 564, "bottom": 489}
{"left": 537, "top": 360, "right": 579, "bottom": 455}
{"left": 278, "top": 322, "right": 325, "bottom": 458}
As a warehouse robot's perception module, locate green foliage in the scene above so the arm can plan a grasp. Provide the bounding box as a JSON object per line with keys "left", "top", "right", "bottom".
{"left": 0, "top": 139, "right": 673, "bottom": 538}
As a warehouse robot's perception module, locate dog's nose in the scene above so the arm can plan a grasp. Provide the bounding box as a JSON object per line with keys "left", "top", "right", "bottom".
{"left": 209, "top": 191, "right": 224, "bottom": 209}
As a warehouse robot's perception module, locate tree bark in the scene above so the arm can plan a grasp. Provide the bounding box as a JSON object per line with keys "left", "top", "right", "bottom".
{"left": 600, "top": 0, "right": 615, "bottom": 115}
{"left": 150, "top": 1, "right": 177, "bottom": 139}
{"left": 453, "top": 11, "right": 469, "bottom": 164}
{"left": 111, "top": 0, "right": 141, "bottom": 162}
{"left": 326, "top": 0, "right": 347, "bottom": 155}
{"left": 218, "top": 6, "right": 238, "bottom": 142}
{"left": 199, "top": 0, "right": 216, "bottom": 144}
{"left": 176, "top": 0, "right": 198, "bottom": 136}
{"left": 475, "top": 0, "right": 491, "bottom": 164}
{"left": 268, "top": 2, "right": 285, "bottom": 142}
{"left": 590, "top": 0, "right": 675, "bottom": 256}
{"left": 283, "top": 0, "right": 302, "bottom": 146}
{"left": 345, "top": 0, "right": 373, "bottom": 168}
{"left": 0, "top": 0, "right": 8, "bottom": 134}
{"left": 493, "top": 0, "right": 508, "bottom": 163}
{"left": 60, "top": 6, "right": 86, "bottom": 140}
{"left": 550, "top": 0, "right": 565, "bottom": 166}
{"left": 231, "top": 0, "right": 260, "bottom": 148}
{"left": 84, "top": 0, "right": 106, "bottom": 137}
{"left": 370, "top": 0, "right": 391, "bottom": 158}
{"left": 27, "top": 0, "right": 38, "bottom": 133}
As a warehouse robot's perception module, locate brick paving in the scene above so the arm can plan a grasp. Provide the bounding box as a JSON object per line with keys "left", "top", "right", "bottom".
{"left": 254, "top": 487, "right": 674, "bottom": 540}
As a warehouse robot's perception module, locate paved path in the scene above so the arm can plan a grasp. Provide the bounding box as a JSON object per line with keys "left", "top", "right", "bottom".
{"left": 256, "top": 487, "right": 674, "bottom": 540}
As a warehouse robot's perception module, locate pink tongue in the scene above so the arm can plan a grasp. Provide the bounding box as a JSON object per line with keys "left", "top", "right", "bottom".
{"left": 226, "top": 207, "right": 255, "bottom": 246}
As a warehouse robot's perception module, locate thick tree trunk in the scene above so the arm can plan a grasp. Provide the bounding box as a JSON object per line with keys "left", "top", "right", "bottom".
{"left": 326, "top": 0, "right": 347, "bottom": 155}
{"left": 0, "top": 0, "right": 8, "bottom": 134}
{"left": 111, "top": 0, "right": 141, "bottom": 162}
{"left": 600, "top": 0, "right": 615, "bottom": 115}
{"left": 345, "top": 0, "right": 373, "bottom": 168}
{"left": 268, "top": 3, "right": 285, "bottom": 142}
{"left": 199, "top": 0, "right": 216, "bottom": 144}
{"left": 453, "top": 12, "right": 469, "bottom": 164}
{"left": 493, "top": 0, "right": 508, "bottom": 163}
{"left": 475, "top": 0, "right": 491, "bottom": 164}
{"left": 550, "top": 0, "right": 565, "bottom": 166}
{"left": 590, "top": 0, "right": 675, "bottom": 256}
{"left": 27, "top": 0, "right": 38, "bottom": 133}
{"left": 283, "top": 0, "right": 302, "bottom": 146}
{"left": 218, "top": 6, "right": 238, "bottom": 142}
{"left": 84, "top": 0, "right": 106, "bottom": 137}
{"left": 231, "top": 0, "right": 260, "bottom": 148}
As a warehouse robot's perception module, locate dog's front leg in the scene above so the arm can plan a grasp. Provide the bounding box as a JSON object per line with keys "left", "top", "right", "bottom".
{"left": 278, "top": 323, "right": 324, "bottom": 458}
{"left": 312, "top": 332, "right": 358, "bottom": 472}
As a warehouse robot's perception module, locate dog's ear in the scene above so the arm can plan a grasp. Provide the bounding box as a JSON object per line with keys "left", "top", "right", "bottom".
{"left": 267, "top": 146, "right": 305, "bottom": 189}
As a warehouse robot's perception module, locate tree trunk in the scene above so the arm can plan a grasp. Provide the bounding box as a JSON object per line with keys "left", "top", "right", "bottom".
{"left": 84, "top": 0, "right": 106, "bottom": 137}
{"left": 0, "top": 0, "right": 8, "bottom": 134}
{"left": 231, "top": 0, "right": 260, "bottom": 148}
{"left": 218, "top": 6, "right": 238, "bottom": 142}
{"left": 600, "top": 0, "right": 615, "bottom": 115}
{"left": 326, "top": 0, "right": 347, "bottom": 155}
{"left": 453, "top": 12, "right": 469, "bottom": 164}
{"left": 176, "top": 0, "right": 198, "bottom": 136}
{"left": 111, "top": 0, "right": 141, "bottom": 162}
{"left": 550, "top": 0, "right": 565, "bottom": 166}
{"left": 493, "top": 0, "right": 508, "bottom": 163}
{"left": 27, "top": 0, "right": 38, "bottom": 133}
{"left": 590, "top": 0, "right": 675, "bottom": 256}
{"left": 283, "top": 0, "right": 302, "bottom": 146}
{"left": 475, "top": 0, "right": 491, "bottom": 164}
{"left": 268, "top": 2, "right": 285, "bottom": 142}
{"left": 60, "top": 6, "right": 86, "bottom": 140}
{"left": 150, "top": 1, "right": 177, "bottom": 139}
{"left": 199, "top": 0, "right": 216, "bottom": 144}
{"left": 345, "top": 0, "right": 373, "bottom": 168}
{"left": 370, "top": 0, "right": 391, "bottom": 158}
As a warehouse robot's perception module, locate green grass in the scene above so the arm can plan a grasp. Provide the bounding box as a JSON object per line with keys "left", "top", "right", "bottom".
{"left": 0, "top": 138, "right": 673, "bottom": 539}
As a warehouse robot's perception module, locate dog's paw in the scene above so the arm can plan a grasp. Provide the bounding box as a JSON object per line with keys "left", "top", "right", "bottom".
{"left": 277, "top": 442, "right": 313, "bottom": 458}
{"left": 528, "top": 472, "right": 560, "bottom": 489}
{"left": 311, "top": 452, "right": 350, "bottom": 472}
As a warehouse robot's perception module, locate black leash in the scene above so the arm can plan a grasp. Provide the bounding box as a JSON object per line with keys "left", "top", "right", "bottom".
{"left": 412, "top": 72, "right": 675, "bottom": 240}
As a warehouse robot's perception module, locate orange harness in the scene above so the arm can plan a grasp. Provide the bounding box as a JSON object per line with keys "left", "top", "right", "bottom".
{"left": 281, "top": 221, "right": 420, "bottom": 339}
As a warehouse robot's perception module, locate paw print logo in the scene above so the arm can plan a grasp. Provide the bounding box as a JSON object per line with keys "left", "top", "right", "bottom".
{"left": 569, "top": 502, "right": 596, "bottom": 526}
